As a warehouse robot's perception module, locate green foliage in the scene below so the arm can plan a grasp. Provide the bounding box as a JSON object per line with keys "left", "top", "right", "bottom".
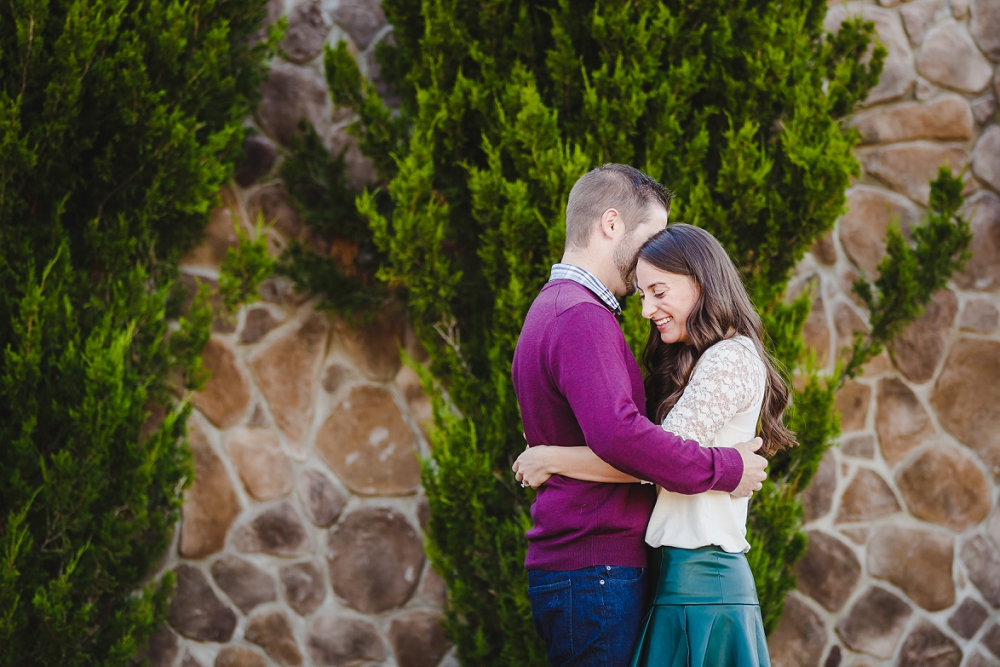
{"left": 276, "top": 123, "right": 388, "bottom": 316}
{"left": 219, "top": 218, "right": 277, "bottom": 316}
{"left": 0, "top": 0, "right": 275, "bottom": 661}
{"left": 287, "top": 0, "right": 968, "bottom": 663}
{"left": 843, "top": 167, "right": 972, "bottom": 380}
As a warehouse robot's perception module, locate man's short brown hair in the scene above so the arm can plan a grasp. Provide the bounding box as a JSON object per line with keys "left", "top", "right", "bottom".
{"left": 564, "top": 164, "right": 674, "bottom": 249}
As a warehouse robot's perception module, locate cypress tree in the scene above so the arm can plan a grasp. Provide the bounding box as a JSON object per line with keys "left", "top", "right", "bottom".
{"left": 0, "top": 0, "right": 275, "bottom": 663}
{"left": 280, "top": 0, "right": 972, "bottom": 663}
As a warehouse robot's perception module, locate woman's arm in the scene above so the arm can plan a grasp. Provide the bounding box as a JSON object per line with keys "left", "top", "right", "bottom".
{"left": 513, "top": 445, "right": 641, "bottom": 488}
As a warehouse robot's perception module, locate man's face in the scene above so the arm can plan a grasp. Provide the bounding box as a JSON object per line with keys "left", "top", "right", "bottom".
{"left": 613, "top": 204, "right": 669, "bottom": 295}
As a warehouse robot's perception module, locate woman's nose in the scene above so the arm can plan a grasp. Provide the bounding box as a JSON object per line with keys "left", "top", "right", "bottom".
{"left": 641, "top": 298, "right": 656, "bottom": 320}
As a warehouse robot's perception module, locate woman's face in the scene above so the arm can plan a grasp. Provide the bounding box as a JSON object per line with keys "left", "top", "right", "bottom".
{"left": 636, "top": 259, "right": 700, "bottom": 345}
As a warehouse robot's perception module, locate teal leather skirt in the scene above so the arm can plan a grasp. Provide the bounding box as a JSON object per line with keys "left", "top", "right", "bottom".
{"left": 629, "top": 546, "right": 771, "bottom": 667}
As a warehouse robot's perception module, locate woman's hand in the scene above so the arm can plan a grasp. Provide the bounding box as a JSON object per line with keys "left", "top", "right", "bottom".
{"left": 512, "top": 446, "right": 555, "bottom": 489}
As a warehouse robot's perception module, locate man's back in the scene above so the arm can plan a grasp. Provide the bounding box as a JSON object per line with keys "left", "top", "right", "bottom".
{"left": 513, "top": 280, "right": 655, "bottom": 570}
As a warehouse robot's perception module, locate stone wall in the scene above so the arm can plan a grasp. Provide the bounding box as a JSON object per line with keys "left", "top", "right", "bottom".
{"left": 148, "top": 0, "right": 1000, "bottom": 665}
{"left": 766, "top": 1, "right": 1000, "bottom": 666}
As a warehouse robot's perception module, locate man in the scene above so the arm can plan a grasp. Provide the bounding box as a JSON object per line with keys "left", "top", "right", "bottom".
{"left": 511, "top": 164, "right": 768, "bottom": 667}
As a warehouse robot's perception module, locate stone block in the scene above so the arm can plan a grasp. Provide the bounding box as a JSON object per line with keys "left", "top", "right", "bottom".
{"left": 281, "top": 0, "right": 331, "bottom": 64}
{"left": 316, "top": 385, "right": 420, "bottom": 496}
{"left": 990, "top": 508, "right": 1000, "bottom": 549}
{"left": 249, "top": 313, "right": 329, "bottom": 446}
{"left": 389, "top": 611, "right": 450, "bottom": 667}
{"left": 239, "top": 307, "right": 281, "bottom": 345}
{"left": 875, "top": 377, "right": 936, "bottom": 466}
{"left": 983, "top": 623, "right": 1000, "bottom": 658}
{"left": 226, "top": 426, "right": 293, "bottom": 501}
{"left": 867, "top": 525, "right": 955, "bottom": 611}
{"left": 803, "top": 296, "right": 830, "bottom": 365}
{"left": 214, "top": 647, "right": 266, "bottom": 667}
{"left": 825, "top": 7, "right": 915, "bottom": 105}
{"left": 795, "top": 531, "right": 861, "bottom": 612}
{"left": 898, "top": 443, "right": 990, "bottom": 531}
{"left": 307, "top": 613, "right": 387, "bottom": 666}
{"left": 134, "top": 625, "right": 178, "bottom": 667}
{"left": 973, "top": 125, "right": 1000, "bottom": 193}
{"left": 931, "top": 338, "right": 1000, "bottom": 481}
{"left": 235, "top": 135, "right": 277, "bottom": 188}
{"left": 296, "top": 468, "right": 346, "bottom": 527}
{"left": 972, "top": 96, "right": 998, "bottom": 125}
{"left": 835, "top": 586, "right": 912, "bottom": 659}
{"left": 835, "top": 468, "right": 901, "bottom": 523}
{"left": 948, "top": 597, "right": 989, "bottom": 638}
{"left": 327, "top": 507, "right": 424, "bottom": 613}
{"left": 840, "top": 527, "right": 870, "bottom": 545}
{"left": 897, "top": 619, "right": 963, "bottom": 667}
{"left": 918, "top": 21, "right": 994, "bottom": 93}
{"left": 210, "top": 555, "right": 278, "bottom": 613}
{"left": 802, "top": 450, "right": 836, "bottom": 522}
{"left": 891, "top": 289, "right": 957, "bottom": 384}
{"left": 853, "top": 95, "right": 972, "bottom": 144}
{"left": 833, "top": 300, "right": 868, "bottom": 350}
{"left": 233, "top": 501, "right": 313, "bottom": 556}
{"left": 962, "top": 535, "right": 1000, "bottom": 607}
{"left": 181, "top": 189, "right": 251, "bottom": 269}
{"left": 333, "top": 306, "right": 404, "bottom": 381}
{"left": 167, "top": 564, "right": 237, "bottom": 643}
{"left": 246, "top": 182, "right": 306, "bottom": 243}
{"left": 970, "top": 0, "right": 1000, "bottom": 59}
{"left": 961, "top": 299, "right": 999, "bottom": 332}
{"left": 862, "top": 142, "right": 969, "bottom": 206}
{"left": 955, "top": 192, "right": 1000, "bottom": 292}
{"left": 246, "top": 610, "right": 303, "bottom": 666}
{"left": 280, "top": 560, "right": 326, "bottom": 616}
{"left": 255, "top": 64, "right": 332, "bottom": 146}
{"left": 842, "top": 434, "right": 875, "bottom": 459}
{"left": 419, "top": 567, "right": 447, "bottom": 610}
{"left": 180, "top": 423, "right": 242, "bottom": 558}
{"left": 811, "top": 231, "right": 837, "bottom": 265}
{"left": 901, "top": 0, "right": 945, "bottom": 46}
{"left": 332, "top": 0, "right": 386, "bottom": 49}
{"left": 192, "top": 337, "right": 252, "bottom": 430}
{"left": 321, "top": 363, "right": 352, "bottom": 394}
{"left": 836, "top": 381, "right": 871, "bottom": 432}
{"left": 838, "top": 186, "right": 920, "bottom": 278}
{"left": 767, "top": 595, "right": 827, "bottom": 667}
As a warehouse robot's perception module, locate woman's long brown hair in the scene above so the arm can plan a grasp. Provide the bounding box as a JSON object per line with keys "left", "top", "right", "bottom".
{"left": 638, "top": 224, "right": 796, "bottom": 457}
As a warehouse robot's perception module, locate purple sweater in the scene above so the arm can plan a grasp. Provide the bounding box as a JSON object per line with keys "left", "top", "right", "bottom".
{"left": 512, "top": 280, "right": 744, "bottom": 570}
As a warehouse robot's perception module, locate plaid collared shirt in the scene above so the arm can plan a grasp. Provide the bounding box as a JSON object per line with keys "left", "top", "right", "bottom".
{"left": 549, "top": 263, "right": 621, "bottom": 316}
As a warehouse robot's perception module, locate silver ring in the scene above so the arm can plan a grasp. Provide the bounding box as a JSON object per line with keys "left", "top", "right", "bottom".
{"left": 520, "top": 482, "right": 528, "bottom": 488}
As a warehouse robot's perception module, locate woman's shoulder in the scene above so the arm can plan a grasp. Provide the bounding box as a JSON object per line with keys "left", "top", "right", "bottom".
{"left": 702, "top": 335, "right": 761, "bottom": 365}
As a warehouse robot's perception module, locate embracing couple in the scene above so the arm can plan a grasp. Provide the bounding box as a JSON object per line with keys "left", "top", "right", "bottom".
{"left": 511, "top": 164, "right": 796, "bottom": 667}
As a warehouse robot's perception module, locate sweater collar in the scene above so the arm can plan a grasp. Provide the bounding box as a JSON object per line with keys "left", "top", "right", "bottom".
{"left": 549, "top": 263, "right": 621, "bottom": 316}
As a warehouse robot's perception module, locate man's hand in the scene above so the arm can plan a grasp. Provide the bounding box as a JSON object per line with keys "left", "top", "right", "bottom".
{"left": 731, "top": 437, "right": 767, "bottom": 498}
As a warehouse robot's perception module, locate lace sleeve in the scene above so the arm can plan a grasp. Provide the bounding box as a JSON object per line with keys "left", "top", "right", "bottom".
{"left": 661, "top": 337, "right": 766, "bottom": 446}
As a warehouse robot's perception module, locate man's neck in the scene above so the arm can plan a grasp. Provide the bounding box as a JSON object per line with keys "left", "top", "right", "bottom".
{"left": 560, "top": 251, "right": 621, "bottom": 296}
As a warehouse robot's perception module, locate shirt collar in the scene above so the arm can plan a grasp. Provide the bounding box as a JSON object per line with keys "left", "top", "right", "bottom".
{"left": 549, "top": 263, "right": 622, "bottom": 316}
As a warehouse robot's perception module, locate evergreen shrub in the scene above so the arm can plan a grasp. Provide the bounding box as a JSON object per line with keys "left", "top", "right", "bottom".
{"left": 0, "top": 0, "right": 275, "bottom": 663}
{"left": 281, "top": 0, "right": 972, "bottom": 663}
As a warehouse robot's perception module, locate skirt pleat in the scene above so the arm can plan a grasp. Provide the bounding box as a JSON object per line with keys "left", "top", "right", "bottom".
{"left": 629, "top": 546, "right": 771, "bottom": 667}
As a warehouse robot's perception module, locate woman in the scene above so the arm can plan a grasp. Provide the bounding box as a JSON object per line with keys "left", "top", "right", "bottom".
{"left": 513, "top": 224, "right": 796, "bottom": 667}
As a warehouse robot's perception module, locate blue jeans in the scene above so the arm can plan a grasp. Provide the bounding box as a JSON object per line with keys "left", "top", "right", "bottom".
{"left": 528, "top": 566, "right": 648, "bottom": 667}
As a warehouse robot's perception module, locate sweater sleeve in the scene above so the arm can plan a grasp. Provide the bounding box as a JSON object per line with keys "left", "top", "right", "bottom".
{"left": 549, "top": 303, "right": 744, "bottom": 495}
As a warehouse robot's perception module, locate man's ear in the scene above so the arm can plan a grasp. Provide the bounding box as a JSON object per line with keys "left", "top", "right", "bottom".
{"left": 598, "top": 208, "right": 621, "bottom": 240}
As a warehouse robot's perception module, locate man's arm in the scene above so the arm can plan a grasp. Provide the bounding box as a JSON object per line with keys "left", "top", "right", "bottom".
{"left": 550, "top": 303, "right": 745, "bottom": 495}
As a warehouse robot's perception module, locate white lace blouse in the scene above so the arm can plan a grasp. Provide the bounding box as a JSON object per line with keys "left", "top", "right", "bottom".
{"left": 644, "top": 335, "right": 767, "bottom": 553}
